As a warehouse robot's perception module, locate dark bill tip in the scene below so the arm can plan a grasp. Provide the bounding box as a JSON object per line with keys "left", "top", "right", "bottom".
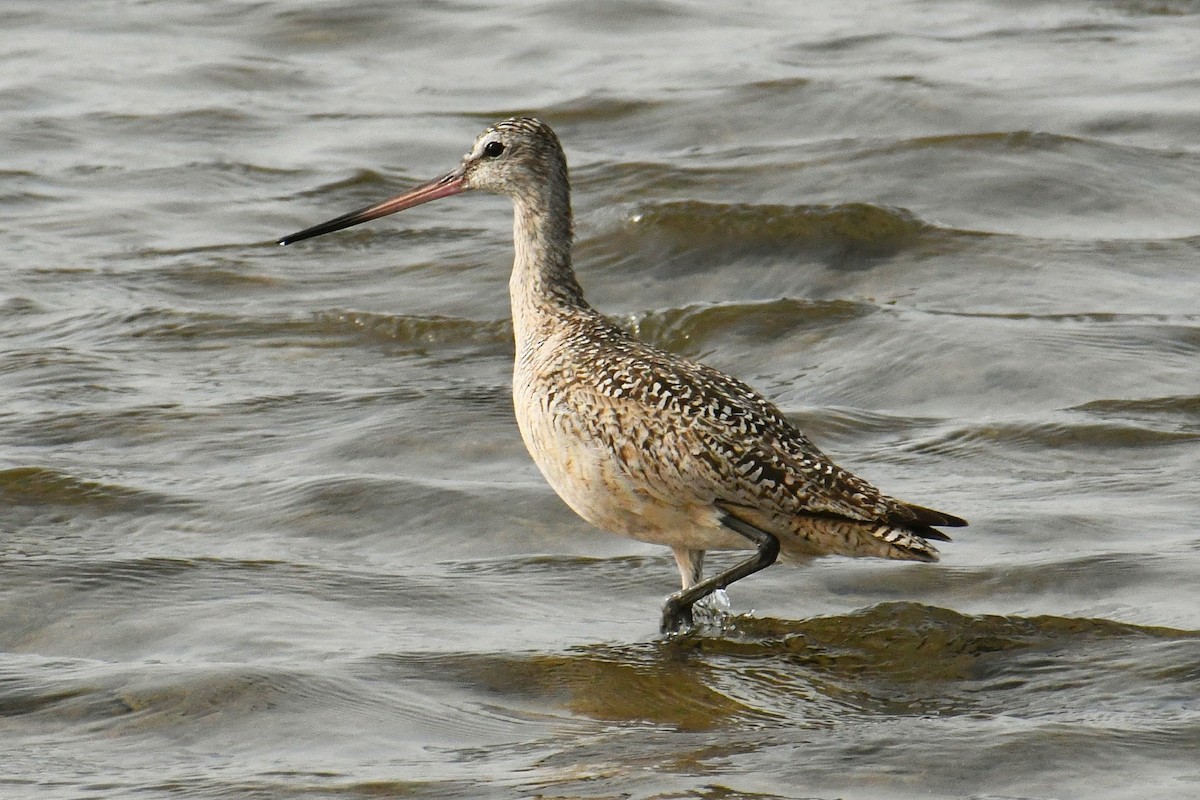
{"left": 278, "top": 169, "right": 467, "bottom": 246}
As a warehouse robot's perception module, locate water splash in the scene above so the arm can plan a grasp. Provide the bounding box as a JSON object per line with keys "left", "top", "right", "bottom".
{"left": 690, "top": 588, "right": 743, "bottom": 635}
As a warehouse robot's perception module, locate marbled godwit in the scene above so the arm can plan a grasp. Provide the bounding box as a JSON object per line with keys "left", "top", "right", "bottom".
{"left": 280, "top": 117, "right": 966, "bottom": 633}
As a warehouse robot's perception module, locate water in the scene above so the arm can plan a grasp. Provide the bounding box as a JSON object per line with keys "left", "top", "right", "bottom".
{"left": 2, "top": 1, "right": 1199, "bottom": 797}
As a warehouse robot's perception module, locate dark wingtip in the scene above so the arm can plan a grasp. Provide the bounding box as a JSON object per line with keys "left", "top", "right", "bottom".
{"left": 903, "top": 502, "right": 968, "bottom": 529}
{"left": 914, "top": 525, "right": 953, "bottom": 543}
{"left": 888, "top": 502, "right": 967, "bottom": 542}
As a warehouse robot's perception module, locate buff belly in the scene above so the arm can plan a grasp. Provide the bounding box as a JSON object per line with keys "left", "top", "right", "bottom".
{"left": 512, "top": 390, "right": 752, "bottom": 552}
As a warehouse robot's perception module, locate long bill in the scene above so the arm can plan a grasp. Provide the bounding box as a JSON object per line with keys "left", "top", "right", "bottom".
{"left": 278, "top": 167, "right": 468, "bottom": 245}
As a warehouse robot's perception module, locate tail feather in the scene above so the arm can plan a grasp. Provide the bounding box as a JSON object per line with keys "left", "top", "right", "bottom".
{"left": 906, "top": 522, "right": 953, "bottom": 543}
{"left": 785, "top": 512, "right": 943, "bottom": 563}
{"left": 719, "top": 501, "right": 964, "bottom": 564}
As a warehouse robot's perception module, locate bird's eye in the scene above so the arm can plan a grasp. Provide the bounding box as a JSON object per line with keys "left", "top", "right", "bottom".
{"left": 483, "top": 141, "right": 505, "bottom": 158}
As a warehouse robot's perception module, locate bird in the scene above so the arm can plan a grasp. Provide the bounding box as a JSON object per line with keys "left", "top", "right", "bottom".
{"left": 279, "top": 117, "right": 967, "bottom": 633}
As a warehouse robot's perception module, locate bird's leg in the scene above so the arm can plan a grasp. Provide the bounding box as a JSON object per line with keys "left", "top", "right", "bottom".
{"left": 660, "top": 514, "right": 780, "bottom": 634}
{"left": 672, "top": 547, "right": 705, "bottom": 589}
{"left": 665, "top": 547, "right": 705, "bottom": 631}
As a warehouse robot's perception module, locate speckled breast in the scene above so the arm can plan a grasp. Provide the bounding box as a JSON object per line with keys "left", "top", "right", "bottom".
{"left": 511, "top": 353, "right": 748, "bottom": 553}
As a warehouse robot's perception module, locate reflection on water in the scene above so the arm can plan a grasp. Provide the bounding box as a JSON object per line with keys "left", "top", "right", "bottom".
{"left": 2, "top": 0, "right": 1199, "bottom": 798}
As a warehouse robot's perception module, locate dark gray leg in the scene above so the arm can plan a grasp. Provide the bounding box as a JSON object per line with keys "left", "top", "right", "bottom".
{"left": 660, "top": 514, "right": 780, "bottom": 634}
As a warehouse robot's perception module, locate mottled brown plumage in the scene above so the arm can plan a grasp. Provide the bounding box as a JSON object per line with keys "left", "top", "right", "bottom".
{"left": 280, "top": 117, "right": 967, "bottom": 632}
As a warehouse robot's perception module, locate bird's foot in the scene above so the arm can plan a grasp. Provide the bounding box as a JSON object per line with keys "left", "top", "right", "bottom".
{"left": 660, "top": 596, "right": 695, "bottom": 635}
{"left": 661, "top": 590, "right": 738, "bottom": 636}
